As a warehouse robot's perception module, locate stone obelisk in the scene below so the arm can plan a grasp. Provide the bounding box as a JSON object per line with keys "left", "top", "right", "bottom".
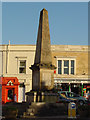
{"left": 30, "top": 8, "right": 56, "bottom": 91}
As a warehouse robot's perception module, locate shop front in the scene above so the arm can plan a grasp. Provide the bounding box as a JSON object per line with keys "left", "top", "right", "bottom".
{"left": 54, "top": 78, "right": 90, "bottom": 96}
{"left": 2, "top": 77, "right": 20, "bottom": 104}
{"left": 83, "top": 84, "right": 90, "bottom": 99}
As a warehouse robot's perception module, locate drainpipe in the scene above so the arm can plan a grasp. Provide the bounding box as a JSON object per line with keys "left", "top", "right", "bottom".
{"left": 6, "top": 45, "right": 8, "bottom": 73}
{"left": 6, "top": 41, "right": 10, "bottom": 74}
{"left": 2, "top": 51, "right": 3, "bottom": 77}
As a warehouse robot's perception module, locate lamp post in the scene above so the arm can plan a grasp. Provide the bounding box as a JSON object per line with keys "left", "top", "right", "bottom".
{"left": 69, "top": 83, "right": 71, "bottom": 92}
{"left": 81, "top": 82, "right": 83, "bottom": 96}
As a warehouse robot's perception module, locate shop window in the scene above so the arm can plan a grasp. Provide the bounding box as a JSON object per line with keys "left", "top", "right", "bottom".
{"left": 8, "top": 89, "right": 13, "bottom": 100}
{"left": 58, "top": 59, "right": 75, "bottom": 75}
{"left": 19, "top": 60, "right": 26, "bottom": 74}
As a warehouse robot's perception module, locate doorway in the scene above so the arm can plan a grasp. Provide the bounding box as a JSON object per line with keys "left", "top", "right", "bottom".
{"left": 71, "top": 84, "right": 80, "bottom": 94}
{"left": 6, "top": 88, "right": 14, "bottom": 102}
{"left": 18, "top": 83, "right": 25, "bottom": 102}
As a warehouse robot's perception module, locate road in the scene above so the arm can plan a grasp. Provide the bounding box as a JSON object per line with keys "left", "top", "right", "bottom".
{"left": 18, "top": 116, "right": 90, "bottom": 120}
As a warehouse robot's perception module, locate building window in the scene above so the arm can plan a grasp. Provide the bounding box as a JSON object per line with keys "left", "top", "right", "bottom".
{"left": 58, "top": 60, "right": 62, "bottom": 74}
{"left": 71, "top": 60, "right": 74, "bottom": 75}
{"left": 19, "top": 60, "right": 26, "bottom": 74}
{"left": 64, "top": 60, "right": 69, "bottom": 74}
{"left": 58, "top": 59, "right": 75, "bottom": 75}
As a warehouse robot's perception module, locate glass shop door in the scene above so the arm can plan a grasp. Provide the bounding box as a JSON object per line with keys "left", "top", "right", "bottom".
{"left": 6, "top": 88, "right": 14, "bottom": 102}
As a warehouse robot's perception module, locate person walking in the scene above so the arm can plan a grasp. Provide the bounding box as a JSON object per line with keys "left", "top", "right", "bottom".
{"left": 14, "top": 94, "right": 17, "bottom": 102}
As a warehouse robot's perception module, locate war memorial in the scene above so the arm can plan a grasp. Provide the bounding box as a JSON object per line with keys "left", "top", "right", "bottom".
{"left": 29, "top": 8, "right": 57, "bottom": 103}
{"left": 30, "top": 8, "right": 56, "bottom": 91}
{"left": 22, "top": 8, "right": 64, "bottom": 117}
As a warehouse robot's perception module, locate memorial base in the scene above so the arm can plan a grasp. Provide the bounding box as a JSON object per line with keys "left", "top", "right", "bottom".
{"left": 26, "top": 90, "right": 58, "bottom": 103}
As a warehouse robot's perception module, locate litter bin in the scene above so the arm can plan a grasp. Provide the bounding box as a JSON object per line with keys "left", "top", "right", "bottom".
{"left": 68, "top": 102, "right": 76, "bottom": 118}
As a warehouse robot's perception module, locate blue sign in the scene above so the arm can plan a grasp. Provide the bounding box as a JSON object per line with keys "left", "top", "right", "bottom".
{"left": 71, "top": 103, "right": 75, "bottom": 108}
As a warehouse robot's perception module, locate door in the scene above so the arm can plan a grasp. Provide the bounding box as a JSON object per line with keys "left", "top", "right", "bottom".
{"left": 6, "top": 88, "right": 14, "bottom": 102}
{"left": 18, "top": 86, "right": 25, "bottom": 102}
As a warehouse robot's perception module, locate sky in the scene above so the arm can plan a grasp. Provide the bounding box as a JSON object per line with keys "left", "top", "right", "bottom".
{"left": 2, "top": 2, "right": 88, "bottom": 45}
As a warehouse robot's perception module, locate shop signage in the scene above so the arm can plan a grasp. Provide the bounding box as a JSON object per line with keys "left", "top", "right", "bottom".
{"left": 7, "top": 81, "right": 13, "bottom": 86}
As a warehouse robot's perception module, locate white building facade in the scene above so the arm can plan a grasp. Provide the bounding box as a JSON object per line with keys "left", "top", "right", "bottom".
{"left": 0, "top": 44, "right": 89, "bottom": 102}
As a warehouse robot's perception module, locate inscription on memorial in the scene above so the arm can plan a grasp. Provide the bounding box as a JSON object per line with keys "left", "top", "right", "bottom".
{"left": 42, "top": 73, "right": 51, "bottom": 86}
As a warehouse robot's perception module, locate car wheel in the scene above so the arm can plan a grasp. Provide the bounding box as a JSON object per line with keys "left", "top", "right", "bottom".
{"left": 78, "top": 100, "right": 84, "bottom": 105}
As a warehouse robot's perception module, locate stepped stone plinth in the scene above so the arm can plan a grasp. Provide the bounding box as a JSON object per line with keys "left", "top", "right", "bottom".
{"left": 23, "top": 102, "right": 67, "bottom": 118}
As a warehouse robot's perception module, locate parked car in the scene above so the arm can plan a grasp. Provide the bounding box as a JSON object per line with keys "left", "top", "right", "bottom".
{"left": 58, "top": 91, "right": 88, "bottom": 105}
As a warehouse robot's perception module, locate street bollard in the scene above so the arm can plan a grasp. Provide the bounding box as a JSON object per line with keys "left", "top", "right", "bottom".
{"left": 33, "top": 92, "right": 37, "bottom": 102}
{"left": 68, "top": 102, "right": 76, "bottom": 118}
{"left": 42, "top": 92, "right": 44, "bottom": 102}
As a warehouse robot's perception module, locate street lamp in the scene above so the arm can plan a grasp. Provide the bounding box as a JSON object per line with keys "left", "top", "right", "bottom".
{"left": 81, "top": 82, "right": 83, "bottom": 96}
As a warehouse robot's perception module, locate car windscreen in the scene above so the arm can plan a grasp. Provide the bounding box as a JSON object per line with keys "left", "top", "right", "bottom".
{"left": 67, "top": 92, "right": 79, "bottom": 97}
{"left": 67, "top": 92, "right": 72, "bottom": 97}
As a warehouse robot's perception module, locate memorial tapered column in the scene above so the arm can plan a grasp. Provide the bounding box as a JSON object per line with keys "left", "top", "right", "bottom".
{"left": 30, "top": 8, "right": 56, "bottom": 91}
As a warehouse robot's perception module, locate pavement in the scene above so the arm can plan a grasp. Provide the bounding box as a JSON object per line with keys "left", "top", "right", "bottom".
{"left": 1, "top": 116, "right": 90, "bottom": 120}
{"left": 1, "top": 102, "right": 90, "bottom": 120}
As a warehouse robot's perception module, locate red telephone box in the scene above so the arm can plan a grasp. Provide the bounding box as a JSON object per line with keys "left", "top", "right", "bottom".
{"left": 2, "top": 77, "right": 20, "bottom": 104}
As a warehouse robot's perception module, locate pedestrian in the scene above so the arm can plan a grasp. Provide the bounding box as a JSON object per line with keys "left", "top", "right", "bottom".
{"left": 14, "top": 94, "right": 17, "bottom": 102}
